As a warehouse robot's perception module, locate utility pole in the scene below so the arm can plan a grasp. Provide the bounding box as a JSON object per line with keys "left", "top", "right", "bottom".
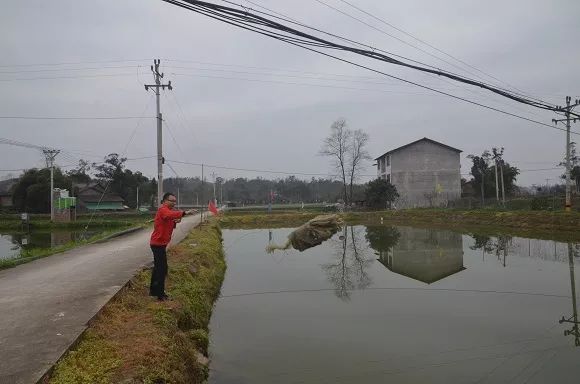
{"left": 211, "top": 172, "right": 217, "bottom": 205}
{"left": 144, "top": 59, "right": 172, "bottom": 206}
{"left": 499, "top": 160, "right": 506, "bottom": 206}
{"left": 494, "top": 161, "right": 499, "bottom": 202}
{"left": 201, "top": 163, "right": 205, "bottom": 222}
{"left": 42, "top": 149, "right": 60, "bottom": 221}
{"left": 553, "top": 96, "right": 580, "bottom": 212}
{"left": 136, "top": 185, "right": 139, "bottom": 211}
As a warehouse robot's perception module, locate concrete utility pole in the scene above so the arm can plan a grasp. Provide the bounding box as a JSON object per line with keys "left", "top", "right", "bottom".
{"left": 494, "top": 161, "right": 499, "bottom": 202}
{"left": 211, "top": 172, "right": 217, "bottom": 204}
{"left": 201, "top": 163, "right": 205, "bottom": 222}
{"left": 553, "top": 96, "right": 580, "bottom": 212}
{"left": 499, "top": 160, "right": 506, "bottom": 205}
{"left": 42, "top": 149, "right": 60, "bottom": 221}
{"left": 144, "top": 59, "right": 172, "bottom": 206}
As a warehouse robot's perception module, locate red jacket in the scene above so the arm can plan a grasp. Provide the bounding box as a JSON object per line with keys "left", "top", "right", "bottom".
{"left": 150, "top": 205, "right": 185, "bottom": 246}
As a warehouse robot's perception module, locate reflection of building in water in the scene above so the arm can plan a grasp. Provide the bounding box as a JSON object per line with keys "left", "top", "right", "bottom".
{"left": 376, "top": 227, "right": 464, "bottom": 284}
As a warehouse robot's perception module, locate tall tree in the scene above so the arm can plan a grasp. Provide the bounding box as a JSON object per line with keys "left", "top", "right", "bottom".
{"left": 320, "top": 119, "right": 351, "bottom": 204}
{"left": 66, "top": 159, "right": 91, "bottom": 184}
{"left": 468, "top": 151, "right": 491, "bottom": 204}
{"left": 468, "top": 149, "right": 520, "bottom": 202}
{"left": 348, "top": 129, "right": 371, "bottom": 204}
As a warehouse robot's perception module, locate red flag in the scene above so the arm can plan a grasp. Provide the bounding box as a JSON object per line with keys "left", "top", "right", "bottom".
{"left": 208, "top": 200, "right": 219, "bottom": 215}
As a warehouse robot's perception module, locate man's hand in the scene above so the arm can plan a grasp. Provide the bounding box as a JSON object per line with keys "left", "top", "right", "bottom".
{"left": 174, "top": 218, "right": 182, "bottom": 224}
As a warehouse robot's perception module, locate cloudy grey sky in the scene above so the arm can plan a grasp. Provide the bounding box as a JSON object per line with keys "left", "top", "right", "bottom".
{"left": 1, "top": 0, "right": 579, "bottom": 186}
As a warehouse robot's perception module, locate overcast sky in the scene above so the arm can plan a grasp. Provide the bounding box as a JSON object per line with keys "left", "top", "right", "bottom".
{"left": 1, "top": 0, "right": 579, "bottom": 187}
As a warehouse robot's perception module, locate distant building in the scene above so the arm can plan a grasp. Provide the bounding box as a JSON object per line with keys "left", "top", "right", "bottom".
{"left": 74, "top": 182, "right": 125, "bottom": 211}
{"left": 0, "top": 178, "right": 17, "bottom": 208}
{"left": 375, "top": 138, "right": 462, "bottom": 208}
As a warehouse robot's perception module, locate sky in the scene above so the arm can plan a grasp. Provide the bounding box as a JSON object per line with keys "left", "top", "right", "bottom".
{"left": 1, "top": 0, "right": 579, "bottom": 187}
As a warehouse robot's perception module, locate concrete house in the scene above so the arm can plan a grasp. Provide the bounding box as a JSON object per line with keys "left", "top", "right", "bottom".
{"left": 375, "top": 138, "right": 462, "bottom": 208}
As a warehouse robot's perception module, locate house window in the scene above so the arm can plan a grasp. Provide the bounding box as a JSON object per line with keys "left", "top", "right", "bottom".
{"left": 386, "top": 155, "right": 391, "bottom": 167}
{"left": 387, "top": 174, "right": 391, "bottom": 183}
{"left": 380, "top": 157, "right": 385, "bottom": 172}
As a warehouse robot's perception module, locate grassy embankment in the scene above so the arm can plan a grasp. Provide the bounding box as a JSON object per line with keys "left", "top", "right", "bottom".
{"left": 43, "top": 208, "right": 580, "bottom": 383}
{"left": 0, "top": 214, "right": 153, "bottom": 270}
{"left": 47, "top": 219, "right": 225, "bottom": 384}
{"left": 220, "top": 209, "right": 580, "bottom": 242}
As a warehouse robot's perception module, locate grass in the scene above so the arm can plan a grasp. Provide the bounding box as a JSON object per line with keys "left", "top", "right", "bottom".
{"left": 0, "top": 225, "right": 147, "bottom": 270}
{"left": 47, "top": 219, "right": 226, "bottom": 384}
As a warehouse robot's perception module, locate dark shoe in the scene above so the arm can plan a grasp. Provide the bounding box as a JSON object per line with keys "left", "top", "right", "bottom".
{"left": 157, "top": 294, "right": 172, "bottom": 302}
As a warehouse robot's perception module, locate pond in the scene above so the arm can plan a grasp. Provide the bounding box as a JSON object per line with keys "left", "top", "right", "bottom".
{"left": 0, "top": 230, "right": 99, "bottom": 260}
{"left": 209, "top": 225, "right": 580, "bottom": 383}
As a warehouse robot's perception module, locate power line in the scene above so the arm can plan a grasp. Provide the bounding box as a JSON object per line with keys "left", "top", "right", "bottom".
{"left": 311, "top": 0, "right": 505, "bottom": 88}
{"left": 170, "top": 65, "right": 555, "bottom": 121}
{"left": 158, "top": 0, "right": 578, "bottom": 128}
{"left": 330, "top": 0, "right": 536, "bottom": 100}
{"left": 173, "top": 72, "right": 438, "bottom": 96}
{"left": 0, "top": 115, "right": 156, "bottom": 120}
{"left": 0, "top": 59, "right": 150, "bottom": 68}
{"left": 167, "top": 158, "right": 376, "bottom": 178}
{"left": 227, "top": 0, "right": 558, "bottom": 110}
{"left": 334, "top": 0, "right": 530, "bottom": 96}
{"left": 165, "top": 59, "right": 557, "bottom": 121}
{"left": 0, "top": 73, "right": 138, "bottom": 82}
{"left": 0, "top": 65, "right": 141, "bottom": 75}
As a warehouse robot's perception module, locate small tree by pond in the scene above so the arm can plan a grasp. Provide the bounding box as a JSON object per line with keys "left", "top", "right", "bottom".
{"left": 365, "top": 178, "right": 399, "bottom": 209}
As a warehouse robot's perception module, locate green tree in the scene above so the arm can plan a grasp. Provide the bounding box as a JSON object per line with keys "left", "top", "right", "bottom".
{"left": 66, "top": 159, "right": 91, "bottom": 184}
{"left": 12, "top": 168, "right": 71, "bottom": 213}
{"left": 364, "top": 178, "right": 399, "bottom": 209}
{"left": 468, "top": 149, "right": 519, "bottom": 201}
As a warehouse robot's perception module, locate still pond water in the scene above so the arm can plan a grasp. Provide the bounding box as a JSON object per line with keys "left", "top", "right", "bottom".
{"left": 0, "top": 230, "right": 98, "bottom": 259}
{"left": 209, "top": 225, "right": 580, "bottom": 384}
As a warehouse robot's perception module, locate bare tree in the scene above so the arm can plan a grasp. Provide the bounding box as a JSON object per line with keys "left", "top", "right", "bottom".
{"left": 320, "top": 119, "right": 351, "bottom": 204}
{"left": 348, "top": 129, "right": 371, "bottom": 204}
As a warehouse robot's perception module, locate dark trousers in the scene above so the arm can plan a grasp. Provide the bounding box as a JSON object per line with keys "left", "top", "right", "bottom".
{"left": 150, "top": 245, "right": 168, "bottom": 298}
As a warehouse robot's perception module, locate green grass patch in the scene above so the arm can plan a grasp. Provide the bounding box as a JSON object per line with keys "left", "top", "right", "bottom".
{"left": 48, "top": 219, "right": 226, "bottom": 384}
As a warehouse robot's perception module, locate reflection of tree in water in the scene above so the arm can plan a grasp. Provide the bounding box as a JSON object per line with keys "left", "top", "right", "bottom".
{"left": 470, "top": 233, "right": 513, "bottom": 265}
{"left": 321, "top": 225, "right": 375, "bottom": 301}
{"left": 365, "top": 226, "right": 401, "bottom": 253}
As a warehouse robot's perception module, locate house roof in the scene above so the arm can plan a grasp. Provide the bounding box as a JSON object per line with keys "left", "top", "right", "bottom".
{"left": 374, "top": 137, "right": 462, "bottom": 160}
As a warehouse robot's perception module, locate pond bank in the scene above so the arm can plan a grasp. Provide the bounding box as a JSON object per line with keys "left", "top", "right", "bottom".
{"left": 221, "top": 209, "right": 580, "bottom": 242}
{"left": 0, "top": 224, "right": 147, "bottom": 270}
{"left": 47, "top": 219, "right": 225, "bottom": 384}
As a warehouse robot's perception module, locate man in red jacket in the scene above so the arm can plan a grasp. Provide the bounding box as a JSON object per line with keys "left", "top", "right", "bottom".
{"left": 150, "top": 192, "right": 196, "bottom": 301}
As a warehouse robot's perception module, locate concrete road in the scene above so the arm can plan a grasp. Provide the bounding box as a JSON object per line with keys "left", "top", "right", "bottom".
{"left": 0, "top": 213, "right": 202, "bottom": 384}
